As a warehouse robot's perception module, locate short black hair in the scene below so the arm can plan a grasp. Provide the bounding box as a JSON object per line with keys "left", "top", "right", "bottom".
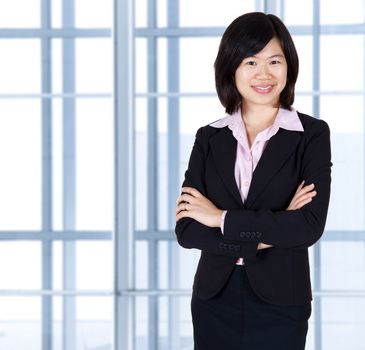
{"left": 214, "top": 12, "right": 299, "bottom": 114}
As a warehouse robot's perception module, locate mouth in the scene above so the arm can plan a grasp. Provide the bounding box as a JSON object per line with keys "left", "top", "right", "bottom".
{"left": 251, "top": 85, "right": 274, "bottom": 94}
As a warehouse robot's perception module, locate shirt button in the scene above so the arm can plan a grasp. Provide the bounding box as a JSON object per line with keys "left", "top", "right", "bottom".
{"left": 244, "top": 181, "right": 249, "bottom": 187}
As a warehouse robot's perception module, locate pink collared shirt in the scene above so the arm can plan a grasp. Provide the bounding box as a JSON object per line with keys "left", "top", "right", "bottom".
{"left": 209, "top": 106, "right": 304, "bottom": 265}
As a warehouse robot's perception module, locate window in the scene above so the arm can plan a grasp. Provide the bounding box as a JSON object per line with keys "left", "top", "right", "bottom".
{"left": 0, "top": 0, "right": 113, "bottom": 349}
{"left": 0, "top": 0, "right": 364, "bottom": 349}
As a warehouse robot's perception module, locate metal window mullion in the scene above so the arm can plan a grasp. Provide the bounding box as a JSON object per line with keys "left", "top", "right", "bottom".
{"left": 0, "top": 28, "right": 110, "bottom": 38}
{"left": 62, "top": 0, "right": 77, "bottom": 348}
{"left": 3, "top": 228, "right": 365, "bottom": 241}
{"left": 113, "top": 0, "right": 135, "bottom": 349}
{"left": 166, "top": 0, "right": 181, "bottom": 349}
{"left": 264, "top": 0, "right": 281, "bottom": 16}
{"left": 41, "top": 0, "right": 53, "bottom": 348}
{"left": 146, "top": 0, "right": 159, "bottom": 349}
{"left": 312, "top": 1, "right": 322, "bottom": 350}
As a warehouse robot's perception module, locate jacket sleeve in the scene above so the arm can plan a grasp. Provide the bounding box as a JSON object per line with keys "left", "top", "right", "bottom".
{"left": 223, "top": 120, "right": 332, "bottom": 249}
{"left": 174, "top": 127, "right": 259, "bottom": 260}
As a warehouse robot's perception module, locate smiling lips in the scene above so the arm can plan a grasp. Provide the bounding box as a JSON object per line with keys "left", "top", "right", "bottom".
{"left": 251, "top": 84, "right": 274, "bottom": 94}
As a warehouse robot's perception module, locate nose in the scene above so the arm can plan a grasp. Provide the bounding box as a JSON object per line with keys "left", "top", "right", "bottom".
{"left": 255, "top": 64, "right": 272, "bottom": 79}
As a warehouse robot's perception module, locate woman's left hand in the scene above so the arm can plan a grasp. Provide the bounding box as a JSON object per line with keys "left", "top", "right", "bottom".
{"left": 175, "top": 187, "right": 223, "bottom": 228}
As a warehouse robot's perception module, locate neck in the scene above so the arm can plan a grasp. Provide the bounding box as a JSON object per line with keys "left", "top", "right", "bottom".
{"left": 241, "top": 104, "right": 280, "bottom": 128}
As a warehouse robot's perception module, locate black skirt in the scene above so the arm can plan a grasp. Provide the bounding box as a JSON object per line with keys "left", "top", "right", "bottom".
{"left": 191, "top": 265, "right": 311, "bottom": 350}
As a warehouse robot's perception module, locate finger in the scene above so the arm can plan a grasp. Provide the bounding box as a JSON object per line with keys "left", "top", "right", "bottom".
{"left": 181, "top": 187, "right": 202, "bottom": 198}
{"left": 294, "top": 189, "right": 317, "bottom": 199}
{"left": 295, "top": 180, "right": 304, "bottom": 193}
{"left": 294, "top": 196, "right": 313, "bottom": 209}
{"left": 297, "top": 183, "right": 315, "bottom": 196}
{"left": 176, "top": 201, "right": 193, "bottom": 214}
{"left": 291, "top": 191, "right": 317, "bottom": 209}
{"left": 176, "top": 209, "right": 192, "bottom": 222}
{"left": 294, "top": 190, "right": 317, "bottom": 204}
{"left": 176, "top": 194, "right": 193, "bottom": 206}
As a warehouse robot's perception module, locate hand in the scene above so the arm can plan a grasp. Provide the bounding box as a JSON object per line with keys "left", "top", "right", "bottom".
{"left": 286, "top": 180, "right": 317, "bottom": 210}
{"left": 257, "top": 243, "right": 272, "bottom": 250}
{"left": 258, "top": 180, "right": 316, "bottom": 250}
{"left": 175, "top": 187, "right": 223, "bottom": 228}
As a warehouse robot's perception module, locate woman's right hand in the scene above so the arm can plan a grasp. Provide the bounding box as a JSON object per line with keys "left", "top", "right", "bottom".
{"left": 286, "top": 180, "right": 317, "bottom": 210}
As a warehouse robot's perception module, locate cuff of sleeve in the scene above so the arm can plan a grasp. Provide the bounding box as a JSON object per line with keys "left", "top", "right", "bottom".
{"left": 220, "top": 210, "right": 227, "bottom": 235}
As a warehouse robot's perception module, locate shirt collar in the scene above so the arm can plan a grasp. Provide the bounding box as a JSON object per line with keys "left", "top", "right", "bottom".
{"left": 210, "top": 106, "right": 304, "bottom": 134}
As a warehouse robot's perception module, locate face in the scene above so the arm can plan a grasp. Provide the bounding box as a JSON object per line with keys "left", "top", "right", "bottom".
{"left": 234, "top": 37, "right": 288, "bottom": 109}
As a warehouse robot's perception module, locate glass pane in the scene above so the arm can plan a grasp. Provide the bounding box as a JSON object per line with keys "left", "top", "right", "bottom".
{"left": 136, "top": 38, "right": 148, "bottom": 93}
{"left": 180, "top": 38, "right": 220, "bottom": 93}
{"left": 0, "top": 242, "right": 41, "bottom": 289}
{"left": 157, "top": 38, "right": 167, "bottom": 93}
{"left": 52, "top": 98, "right": 63, "bottom": 231}
{"left": 180, "top": 0, "right": 255, "bottom": 27}
{"left": 135, "top": 297, "right": 148, "bottom": 349}
{"left": 158, "top": 296, "right": 194, "bottom": 349}
{"left": 180, "top": 97, "right": 224, "bottom": 134}
{"left": 157, "top": 0, "right": 167, "bottom": 27}
{"left": 293, "top": 36, "right": 312, "bottom": 92}
{"left": 135, "top": 97, "right": 148, "bottom": 231}
{"left": 0, "top": 0, "right": 40, "bottom": 28}
{"left": 75, "top": 0, "right": 112, "bottom": 28}
{"left": 321, "top": 95, "right": 364, "bottom": 230}
{"left": 76, "top": 241, "right": 112, "bottom": 290}
{"left": 293, "top": 95, "right": 313, "bottom": 116}
{"left": 0, "top": 297, "right": 41, "bottom": 349}
{"left": 322, "top": 297, "right": 365, "bottom": 350}
{"left": 158, "top": 240, "right": 201, "bottom": 289}
{"left": 158, "top": 241, "right": 168, "bottom": 289}
{"left": 321, "top": 0, "right": 364, "bottom": 24}
{"left": 158, "top": 97, "right": 168, "bottom": 230}
{"left": 320, "top": 35, "right": 363, "bottom": 92}
{"left": 284, "top": 0, "right": 313, "bottom": 25}
{"left": 0, "top": 99, "right": 41, "bottom": 230}
{"left": 53, "top": 242, "right": 63, "bottom": 290}
{"left": 136, "top": 241, "right": 148, "bottom": 289}
{"left": 76, "top": 98, "right": 113, "bottom": 231}
{"left": 75, "top": 39, "right": 112, "bottom": 93}
{"left": 53, "top": 297, "right": 63, "bottom": 350}
{"left": 52, "top": 296, "right": 112, "bottom": 349}
{"left": 76, "top": 297, "right": 112, "bottom": 349}
{"left": 52, "top": 0, "right": 62, "bottom": 28}
{"left": 135, "top": 0, "right": 147, "bottom": 27}
{"left": 52, "top": 39, "right": 63, "bottom": 94}
{"left": 321, "top": 241, "right": 365, "bottom": 290}
{"left": 0, "top": 39, "right": 41, "bottom": 93}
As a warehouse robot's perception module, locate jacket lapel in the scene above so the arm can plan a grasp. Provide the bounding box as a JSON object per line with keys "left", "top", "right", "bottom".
{"left": 245, "top": 128, "right": 302, "bottom": 208}
{"left": 210, "top": 126, "right": 302, "bottom": 209}
{"left": 209, "top": 127, "right": 243, "bottom": 208}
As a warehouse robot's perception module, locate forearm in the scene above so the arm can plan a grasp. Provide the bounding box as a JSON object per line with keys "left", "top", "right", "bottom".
{"left": 175, "top": 217, "right": 259, "bottom": 260}
{"left": 220, "top": 210, "right": 273, "bottom": 250}
{"left": 223, "top": 205, "right": 329, "bottom": 249}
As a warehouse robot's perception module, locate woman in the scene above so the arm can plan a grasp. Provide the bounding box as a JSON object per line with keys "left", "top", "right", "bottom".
{"left": 175, "top": 12, "right": 332, "bottom": 350}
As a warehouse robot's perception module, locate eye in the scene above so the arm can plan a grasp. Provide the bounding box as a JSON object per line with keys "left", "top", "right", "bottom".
{"left": 271, "top": 60, "right": 281, "bottom": 64}
{"left": 246, "top": 60, "right": 257, "bottom": 66}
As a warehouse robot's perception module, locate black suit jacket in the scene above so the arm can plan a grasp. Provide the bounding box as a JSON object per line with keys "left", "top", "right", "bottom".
{"left": 175, "top": 111, "right": 332, "bottom": 306}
